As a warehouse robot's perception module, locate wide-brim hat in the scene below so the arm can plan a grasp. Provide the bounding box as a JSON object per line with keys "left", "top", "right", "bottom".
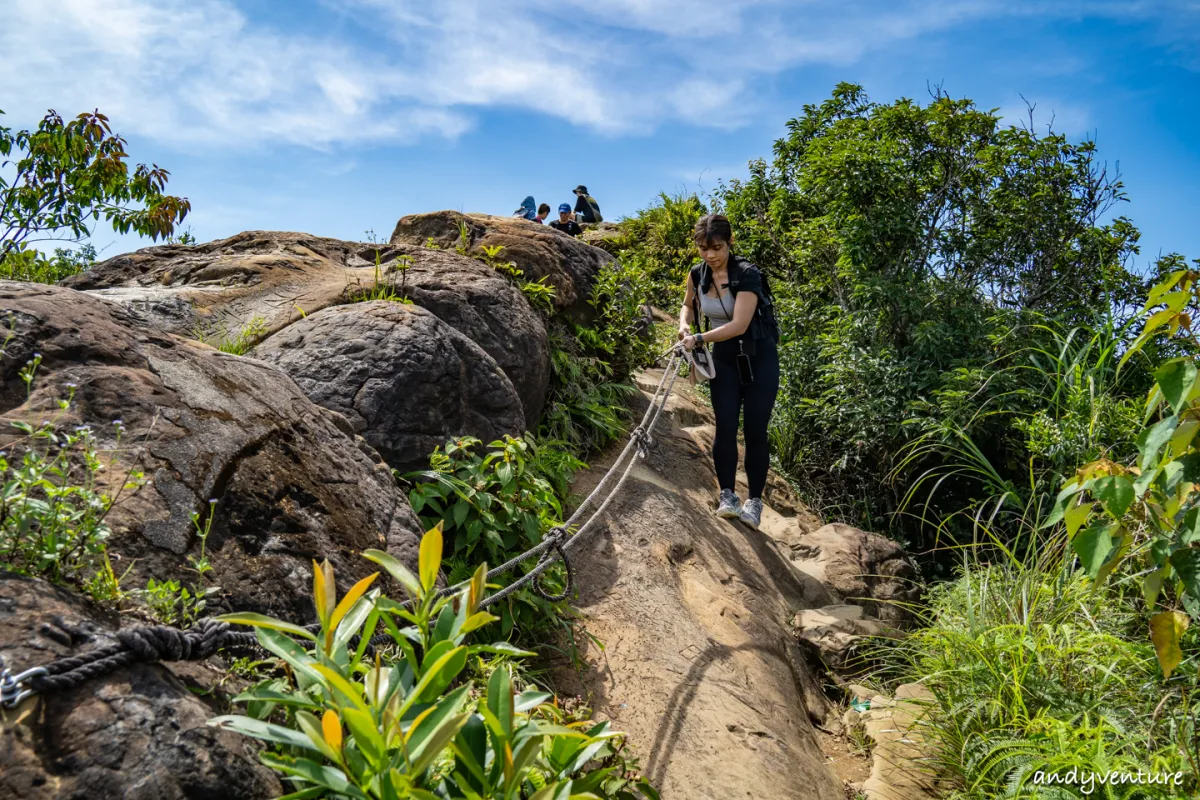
{"left": 573, "top": 185, "right": 588, "bottom": 194}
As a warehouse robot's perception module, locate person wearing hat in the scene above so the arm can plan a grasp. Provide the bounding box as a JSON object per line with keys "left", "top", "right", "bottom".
{"left": 549, "top": 203, "right": 583, "bottom": 236}
{"left": 572, "top": 185, "right": 603, "bottom": 224}
{"left": 512, "top": 195, "right": 538, "bottom": 221}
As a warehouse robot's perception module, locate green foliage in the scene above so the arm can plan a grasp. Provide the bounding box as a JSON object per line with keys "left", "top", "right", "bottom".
{"left": 210, "top": 527, "right": 657, "bottom": 799}
{"left": 539, "top": 326, "right": 636, "bottom": 455}
{"left": 597, "top": 192, "right": 707, "bottom": 310}
{"left": 194, "top": 315, "right": 269, "bottom": 355}
{"left": 881, "top": 531, "right": 1198, "bottom": 799}
{"left": 404, "top": 435, "right": 567, "bottom": 566}
{"left": 0, "top": 243, "right": 97, "bottom": 284}
{"left": 0, "top": 109, "right": 190, "bottom": 264}
{"left": 139, "top": 578, "right": 219, "bottom": 627}
{"left": 1038, "top": 267, "right": 1200, "bottom": 679}
{"left": 352, "top": 251, "right": 414, "bottom": 305}
{"left": 0, "top": 350, "right": 143, "bottom": 600}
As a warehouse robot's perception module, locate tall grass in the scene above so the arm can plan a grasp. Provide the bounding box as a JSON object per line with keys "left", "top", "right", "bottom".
{"left": 875, "top": 513, "right": 1200, "bottom": 799}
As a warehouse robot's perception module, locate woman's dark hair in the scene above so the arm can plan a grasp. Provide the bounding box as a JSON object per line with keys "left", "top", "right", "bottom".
{"left": 537, "top": 203, "right": 551, "bottom": 215}
{"left": 693, "top": 214, "right": 733, "bottom": 246}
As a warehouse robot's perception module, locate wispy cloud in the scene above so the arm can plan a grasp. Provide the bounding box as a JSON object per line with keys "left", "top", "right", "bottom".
{"left": 2, "top": 0, "right": 1196, "bottom": 150}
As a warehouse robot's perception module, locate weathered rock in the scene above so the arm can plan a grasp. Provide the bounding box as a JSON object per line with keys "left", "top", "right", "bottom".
{"left": 788, "top": 523, "right": 920, "bottom": 625}
{"left": 63, "top": 231, "right": 368, "bottom": 341}
{"left": 560, "top": 370, "right": 844, "bottom": 799}
{"left": 0, "top": 281, "right": 423, "bottom": 620}
{"left": 367, "top": 243, "right": 550, "bottom": 424}
{"left": 792, "top": 604, "right": 899, "bottom": 673}
{"left": 0, "top": 572, "right": 281, "bottom": 800}
{"left": 64, "top": 230, "right": 552, "bottom": 427}
{"left": 253, "top": 301, "right": 527, "bottom": 473}
{"left": 859, "top": 683, "right": 944, "bottom": 800}
{"left": 389, "top": 211, "right": 612, "bottom": 319}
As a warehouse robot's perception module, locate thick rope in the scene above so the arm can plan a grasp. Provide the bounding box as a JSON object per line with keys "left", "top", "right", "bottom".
{"left": 0, "top": 347, "right": 687, "bottom": 708}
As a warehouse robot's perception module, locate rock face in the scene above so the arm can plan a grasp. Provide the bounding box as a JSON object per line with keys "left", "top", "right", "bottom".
{"left": 561, "top": 368, "right": 845, "bottom": 800}
{"left": 788, "top": 523, "right": 920, "bottom": 625}
{"left": 0, "top": 281, "right": 423, "bottom": 620}
{"left": 62, "top": 231, "right": 367, "bottom": 341}
{"left": 253, "top": 302, "right": 527, "bottom": 473}
{"left": 0, "top": 572, "right": 281, "bottom": 800}
{"left": 389, "top": 211, "right": 612, "bottom": 319}
{"left": 64, "top": 229, "right": 553, "bottom": 431}
{"left": 792, "top": 604, "right": 899, "bottom": 673}
{"left": 370, "top": 243, "right": 550, "bottom": 424}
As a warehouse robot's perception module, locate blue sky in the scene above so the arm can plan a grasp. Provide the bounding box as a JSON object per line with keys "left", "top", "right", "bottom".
{"left": 3, "top": 0, "right": 1199, "bottom": 269}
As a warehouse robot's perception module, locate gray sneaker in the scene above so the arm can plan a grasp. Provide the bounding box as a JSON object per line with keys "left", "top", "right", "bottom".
{"left": 738, "top": 498, "right": 763, "bottom": 530}
{"left": 716, "top": 489, "right": 742, "bottom": 518}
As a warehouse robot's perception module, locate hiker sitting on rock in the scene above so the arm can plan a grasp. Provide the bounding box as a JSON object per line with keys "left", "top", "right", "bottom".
{"left": 513, "top": 196, "right": 538, "bottom": 221}
{"left": 572, "top": 185, "right": 603, "bottom": 223}
{"left": 549, "top": 203, "right": 583, "bottom": 236}
{"left": 535, "top": 203, "right": 551, "bottom": 224}
{"left": 678, "top": 214, "right": 780, "bottom": 531}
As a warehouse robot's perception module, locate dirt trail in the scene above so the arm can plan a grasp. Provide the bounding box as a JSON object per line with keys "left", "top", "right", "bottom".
{"left": 558, "top": 368, "right": 848, "bottom": 799}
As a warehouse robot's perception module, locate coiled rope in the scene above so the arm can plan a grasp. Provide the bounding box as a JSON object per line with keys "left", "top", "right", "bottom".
{"left": 0, "top": 345, "right": 689, "bottom": 709}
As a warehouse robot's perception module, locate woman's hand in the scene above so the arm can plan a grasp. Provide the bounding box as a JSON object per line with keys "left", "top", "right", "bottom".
{"left": 678, "top": 325, "right": 690, "bottom": 341}
{"left": 681, "top": 334, "right": 697, "bottom": 351}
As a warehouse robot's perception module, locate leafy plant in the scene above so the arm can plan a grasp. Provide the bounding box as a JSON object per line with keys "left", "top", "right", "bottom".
{"left": 210, "top": 524, "right": 657, "bottom": 799}
{"left": 194, "top": 315, "right": 269, "bottom": 355}
{"left": 0, "top": 243, "right": 97, "bottom": 284}
{"left": 404, "top": 436, "right": 564, "bottom": 565}
{"left": 140, "top": 578, "right": 220, "bottom": 627}
{"left": 353, "top": 251, "right": 414, "bottom": 305}
{"left": 1042, "top": 266, "right": 1200, "bottom": 679}
{"left": 0, "top": 108, "right": 190, "bottom": 263}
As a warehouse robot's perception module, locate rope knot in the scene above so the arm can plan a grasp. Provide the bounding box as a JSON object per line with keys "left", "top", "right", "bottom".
{"left": 632, "top": 426, "right": 654, "bottom": 457}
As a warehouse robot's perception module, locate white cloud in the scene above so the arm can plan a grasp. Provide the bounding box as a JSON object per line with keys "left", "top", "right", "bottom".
{"left": 1, "top": 0, "right": 1195, "bottom": 150}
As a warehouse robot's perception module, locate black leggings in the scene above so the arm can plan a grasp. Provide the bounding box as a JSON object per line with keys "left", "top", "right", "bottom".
{"left": 709, "top": 340, "right": 780, "bottom": 499}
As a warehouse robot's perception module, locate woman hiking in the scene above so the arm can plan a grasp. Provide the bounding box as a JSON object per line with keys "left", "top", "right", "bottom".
{"left": 678, "top": 214, "right": 780, "bottom": 530}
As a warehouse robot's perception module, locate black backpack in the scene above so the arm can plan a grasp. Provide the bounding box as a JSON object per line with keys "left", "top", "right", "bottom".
{"left": 689, "top": 256, "right": 780, "bottom": 344}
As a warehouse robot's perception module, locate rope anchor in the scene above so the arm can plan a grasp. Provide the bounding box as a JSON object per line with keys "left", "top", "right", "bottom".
{"left": 1, "top": 666, "right": 47, "bottom": 709}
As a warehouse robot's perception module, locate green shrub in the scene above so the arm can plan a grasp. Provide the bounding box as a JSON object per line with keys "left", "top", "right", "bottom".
{"left": 0, "top": 243, "right": 96, "bottom": 284}
{"left": 211, "top": 525, "right": 657, "bottom": 799}
{"left": 0, "top": 351, "right": 143, "bottom": 601}
{"left": 403, "top": 435, "right": 569, "bottom": 565}
{"left": 883, "top": 538, "right": 1197, "bottom": 799}
{"left": 194, "top": 315, "right": 269, "bottom": 355}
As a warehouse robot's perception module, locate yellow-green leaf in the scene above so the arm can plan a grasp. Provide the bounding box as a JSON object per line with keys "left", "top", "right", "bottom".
{"left": 1143, "top": 566, "right": 1171, "bottom": 607}
{"left": 460, "top": 611, "right": 499, "bottom": 635}
{"left": 322, "top": 709, "right": 343, "bottom": 752}
{"left": 313, "top": 559, "right": 331, "bottom": 626}
{"left": 419, "top": 522, "right": 444, "bottom": 592}
{"left": 1170, "top": 418, "right": 1200, "bottom": 457}
{"left": 1064, "top": 501, "right": 1092, "bottom": 539}
{"left": 1149, "top": 610, "right": 1190, "bottom": 679}
{"left": 363, "top": 549, "right": 421, "bottom": 598}
{"left": 313, "top": 664, "right": 370, "bottom": 714}
{"left": 328, "top": 572, "right": 379, "bottom": 640}
{"left": 468, "top": 562, "right": 488, "bottom": 612}
{"left": 215, "top": 612, "right": 317, "bottom": 641}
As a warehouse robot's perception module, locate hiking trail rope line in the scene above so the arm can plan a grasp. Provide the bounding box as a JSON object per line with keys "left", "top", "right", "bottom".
{"left": 0, "top": 346, "right": 692, "bottom": 710}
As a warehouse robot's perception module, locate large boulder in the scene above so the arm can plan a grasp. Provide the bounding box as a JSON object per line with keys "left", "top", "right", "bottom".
{"left": 365, "top": 243, "right": 550, "bottom": 425}
{"left": 389, "top": 211, "right": 612, "bottom": 319}
{"left": 0, "top": 282, "right": 423, "bottom": 620}
{"left": 253, "top": 302, "right": 527, "bottom": 473}
{"left": 64, "top": 231, "right": 552, "bottom": 428}
{"left": 788, "top": 523, "right": 920, "bottom": 625}
{"left": 0, "top": 572, "right": 281, "bottom": 800}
